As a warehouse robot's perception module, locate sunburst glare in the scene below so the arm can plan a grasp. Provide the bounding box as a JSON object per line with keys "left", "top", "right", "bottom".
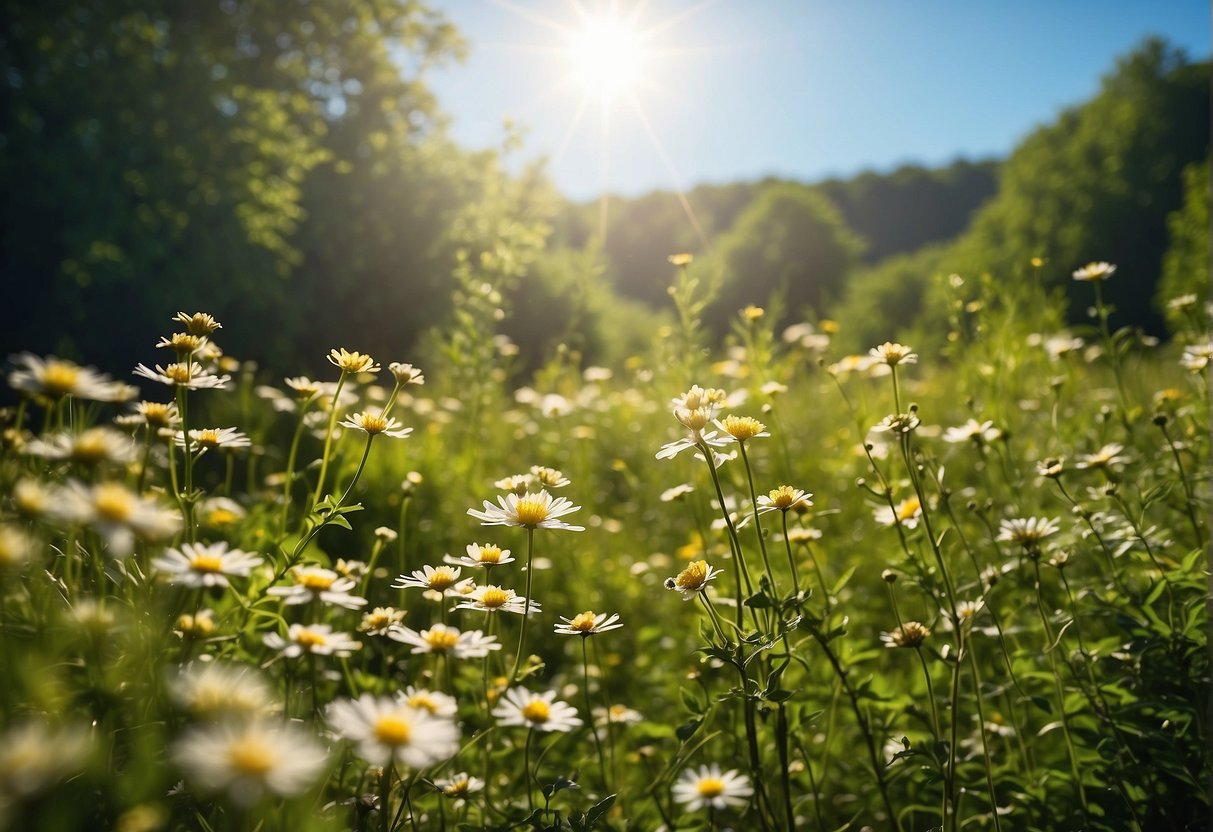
{"left": 565, "top": 8, "right": 650, "bottom": 102}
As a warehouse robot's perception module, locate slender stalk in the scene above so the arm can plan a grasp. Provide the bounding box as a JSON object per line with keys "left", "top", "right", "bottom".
{"left": 1156, "top": 419, "right": 1204, "bottom": 548}
{"left": 311, "top": 370, "right": 349, "bottom": 507}
{"left": 279, "top": 397, "right": 315, "bottom": 534}
{"left": 581, "top": 638, "right": 610, "bottom": 790}
{"left": 738, "top": 443, "right": 777, "bottom": 597}
{"left": 965, "top": 637, "right": 1003, "bottom": 831}
{"left": 508, "top": 527, "right": 536, "bottom": 683}
{"left": 380, "top": 762, "right": 394, "bottom": 832}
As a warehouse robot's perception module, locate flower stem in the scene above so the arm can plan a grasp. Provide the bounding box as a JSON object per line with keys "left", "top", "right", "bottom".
{"left": 508, "top": 527, "right": 536, "bottom": 683}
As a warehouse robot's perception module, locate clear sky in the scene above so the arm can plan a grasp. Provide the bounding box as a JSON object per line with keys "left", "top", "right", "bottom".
{"left": 427, "top": 1, "right": 1210, "bottom": 201}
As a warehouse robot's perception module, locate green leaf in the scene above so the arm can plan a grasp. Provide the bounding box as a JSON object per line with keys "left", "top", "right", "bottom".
{"left": 675, "top": 718, "right": 703, "bottom": 742}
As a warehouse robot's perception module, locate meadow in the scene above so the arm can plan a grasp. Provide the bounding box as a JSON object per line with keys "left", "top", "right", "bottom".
{"left": 0, "top": 254, "right": 1207, "bottom": 832}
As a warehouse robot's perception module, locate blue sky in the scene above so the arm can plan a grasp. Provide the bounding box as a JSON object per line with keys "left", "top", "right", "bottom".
{"left": 427, "top": 1, "right": 1210, "bottom": 200}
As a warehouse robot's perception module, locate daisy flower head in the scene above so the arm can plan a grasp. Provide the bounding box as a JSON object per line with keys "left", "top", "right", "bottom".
{"left": 284, "top": 376, "right": 323, "bottom": 400}
{"left": 656, "top": 429, "right": 729, "bottom": 461}
{"left": 757, "top": 485, "right": 813, "bottom": 515}
{"left": 156, "top": 332, "right": 207, "bottom": 356}
{"left": 997, "top": 517, "right": 1061, "bottom": 553}
{"left": 1036, "top": 457, "right": 1065, "bottom": 479}
{"left": 869, "top": 342, "right": 918, "bottom": 367}
{"left": 339, "top": 410, "right": 412, "bottom": 439}
{"left": 448, "top": 542, "right": 515, "bottom": 569}
{"left": 133, "top": 401, "right": 180, "bottom": 429}
{"left": 359, "top": 607, "right": 406, "bottom": 636}
{"left": 25, "top": 427, "right": 137, "bottom": 467}
{"left": 942, "top": 419, "right": 1001, "bottom": 444}
{"left": 152, "top": 541, "right": 263, "bottom": 588}
{"left": 671, "top": 385, "right": 727, "bottom": 415}
{"left": 169, "top": 663, "right": 277, "bottom": 720}
{"left": 668, "top": 252, "right": 694, "bottom": 267}
{"left": 454, "top": 585, "right": 538, "bottom": 616}
{"left": 391, "top": 564, "right": 462, "bottom": 593}
{"left": 327, "top": 694, "right": 459, "bottom": 768}
{"left": 492, "top": 688, "right": 582, "bottom": 733}
{"left": 661, "top": 483, "right": 696, "bottom": 502}
{"left": 529, "top": 465, "right": 570, "bottom": 488}
{"left": 0, "top": 524, "right": 37, "bottom": 569}
{"left": 327, "top": 348, "right": 379, "bottom": 375}
{"left": 715, "top": 415, "right": 769, "bottom": 443}
{"left": 8, "top": 353, "right": 130, "bottom": 402}
{"left": 664, "top": 560, "right": 723, "bottom": 600}
{"left": 944, "top": 598, "right": 986, "bottom": 632}
{"left": 262, "top": 623, "right": 361, "bottom": 658}
{"left": 396, "top": 686, "right": 458, "bottom": 718}
{"left": 672, "top": 764, "right": 753, "bottom": 813}
{"left": 175, "top": 427, "right": 252, "bottom": 453}
{"left": 172, "top": 719, "right": 326, "bottom": 806}
{"left": 133, "top": 362, "right": 230, "bottom": 390}
{"left": 1180, "top": 342, "right": 1213, "bottom": 372}
{"left": 1071, "top": 261, "right": 1116, "bottom": 282}
{"left": 388, "top": 362, "right": 425, "bottom": 385}
{"left": 593, "top": 704, "right": 643, "bottom": 727}
{"left": 433, "top": 772, "right": 485, "bottom": 800}
{"left": 388, "top": 623, "right": 500, "bottom": 659}
{"left": 173, "top": 311, "right": 223, "bottom": 336}
{"left": 872, "top": 412, "right": 921, "bottom": 434}
{"left": 874, "top": 496, "right": 923, "bottom": 529}
{"left": 0, "top": 720, "right": 92, "bottom": 800}
{"left": 553, "top": 610, "right": 623, "bottom": 637}
{"left": 52, "top": 480, "right": 182, "bottom": 557}
{"left": 1075, "top": 443, "right": 1128, "bottom": 471}
{"left": 267, "top": 566, "right": 367, "bottom": 609}
{"left": 468, "top": 490, "right": 584, "bottom": 531}
{"left": 881, "top": 621, "right": 932, "bottom": 649}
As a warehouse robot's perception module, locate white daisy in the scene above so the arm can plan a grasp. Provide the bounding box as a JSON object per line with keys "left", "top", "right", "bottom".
{"left": 339, "top": 411, "right": 413, "bottom": 439}
{"left": 444, "top": 542, "right": 515, "bottom": 569}
{"left": 663, "top": 560, "right": 724, "bottom": 601}
{"left": 454, "top": 585, "right": 538, "bottom": 616}
{"left": 359, "top": 607, "right": 407, "bottom": 636}
{"left": 756, "top": 485, "right": 813, "bottom": 515}
{"left": 492, "top": 688, "right": 582, "bottom": 733}
{"left": 8, "top": 353, "right": 131, "bottom": 402}
{"left": 467, "top": 490, "right": 584, "bottom": 531}
{"left": 51, "top": 480, "right": 181, "bottom": 557}
{"left": 433, "top": 772, "right": 484, "bottom": 799}
{"left": 172, "top": 720, "right": 327, "bottom": 806}
{"left": 133, "top": 362, "right": 230, "bottom": 390}
{"left": 396, "top": 686, "right": 458, "bottom": 718}
{"left": 151, "top": 541, "right": 263, "bottom": 588}
{"left": 1180, "top": 343, "right": 1213, "bottom": 372}
{"left": 672, "top": 764, "right": 753, "bottom": 812}
{"left": 868, "top": 342, "right": 918, "bottom": 367}
{"left": 593, "top": 705, "right": 643, "bottom": 727}
{"left": 327, "top": 694, "right": 458, "bottom": 768}
{"left": 0, "top": 721, "right": 92, "bottom": 799}
{"left": 24, "top": 428, "right": 137, "bottom": 466}
{"left": 388, "top": 362, "right": 425, "bottom": 385}
{"left": 1075, "top": 443, "right": 1128, "bottom": 471}
{"left": 168, "top": 663, "right": 277, "bottom": 719}
{"left": 174, "top": 427, "right": 252, "bottom": 453}
{"left": 391, "top": 564, "right": 463, "bottom": 593}
{"left": 942, "top": 419, "right": 1001, "bottom": 444}
{"left": 873, "top": 497, "right": 922, "bottom": 529}
{"left": 262, "top": 624, "right": 361, "bottom": 658}
{"left": 553, "top": 610, "right": 623, "bottom": 637}
{"left": 327, "top": 348, "right": 379, "bottom": 374}
{"left": 660, "top": 484, "right": 696, "bottom": 502}
{"left": 387, "top": 623, "right": 500, "bottom": 659}
{"left": 1071, "top": 261, "right": 1116, "bottom": 282}
{"left": 267, "top": 566, "right": 367, "bottom": 609}
{"left": 996, "top": 517, "right": 1061, "bottom": 549}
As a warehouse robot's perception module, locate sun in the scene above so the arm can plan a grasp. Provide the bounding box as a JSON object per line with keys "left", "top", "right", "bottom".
{"left": 565, "top": 10, "right": 649, "bottom": 102}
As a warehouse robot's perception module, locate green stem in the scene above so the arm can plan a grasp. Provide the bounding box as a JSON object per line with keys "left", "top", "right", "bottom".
{"left": 311, "top": 370, "right": 349, "bottom": 508}
{"left": 508, "top": 527, "right": 536, "bottom": 683}
{"left": 581, "top": 638, "right": 609, "bottom": 790}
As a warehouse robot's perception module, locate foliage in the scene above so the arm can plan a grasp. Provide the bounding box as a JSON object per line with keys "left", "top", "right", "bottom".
{"left": 1157, "top": 160, "right": 1210, "bottom": 327}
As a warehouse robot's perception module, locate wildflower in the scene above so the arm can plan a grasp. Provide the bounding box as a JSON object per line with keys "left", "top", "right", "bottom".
{"left": 133, "top": 362, "right": 230, "bottom": 390}
{"left": 388, "top": 623, "right": 500, "bottom": 659}
{"left": 168, "top": 663, "right": 276, "bottom": 719}
{"left": 132, "top": 401, "right": 180, "bottom": 429}
{"left": 175, "top": 427, "right": 252, "bottom": 453}
{"left": 8, "top": 353, "right": 131, "bottom": 402}
{"left": 530, "top": 465, "right": 570, "bottom": 488}
{"left": 942, "top": 419, "right": 1001, "bottom": 444}
{"left": 742, "top": 305, "right": 764, "bottom": 321}
{"left": 827, "top": 354, "right": 884, "bottom": 377}
{"left": 873, "top": 497, "right": 923, "bottom": 529}
{"left": 871, "top": 412, "right": 921, "bottom": 434}
{"left": 392, "top": 565, "right": 462, "bottom": 593}
{"left": 756, "top": 485, "right": 813, "bottom": 515}
{"left": 433, "top": 773, "right": 485, "bottom": 800}
{"left": 173, "top": 720, "right": 326, "bottom": 806}
{"left": 664, "top": 560, "right": 723, "bottom": 600}
{"left": 397, "top": 687, "right": 458, "bottom": 718}
{"left": 668, "top": 252, "right": 694, "bottom": 267}
{"left": 0, "top": 525, "right": 37, "bottom": 568}
{"left": 328, "top": 694, "right": 458, "bottom": 769}
{"left": 0, "top": 721, "right": 92, "bottom": 800}
{"left": 1180, "top": 343, "right": 1213, "bottom": 372}
{"left": 327, "top": 348, "right": 379, "bottom": 374}
{"left": 339, "top": 411, "right": 412, "bottom": 439}
{"left": 881, "top": 622, "right": 931, "bottom": 648}
{"left": 156, "top": 333, "right": 207, "bottom": 356}
{"left": 173, "top": 312, "right": 223, "bottom": 336}
{"left": 661, "top": 484, "right": 696, "bottom": 502}
{"left": 359, "top": 607, "right": 407, "bottom": 636}
{"left": 388, "top": 362, "right": 425, "bottom": 385}
{"left": 869, "top": 342, "right": 918, "bottom": 367}
{"left": 1071, "top": 261, "right": 1116, "bottom": 282}
{"left": 1033, "top": 333, "right": 1085, "bottom": 361}
{"left": 468, "top": 490, "right": 584, "bottom": 531}
{"left": 262, "top": 624, "right": 361, "bottom": 658}
{"left": 24, "top": 428, "right": 137, "bottom": 466}
{"left": 1036, "top": 458, "right": 1065, "bottom": 479}
{"left": 175, "top": 610, "right": 217, "bottom": 640}
{"left": 446, "top": 543, "right": 514, "bottom": 569}
{"left": 593, "top": 704, "right": 643, "bottom": 727}
{"left": 1075, "top": 443, "right": 1128, "bottom": 471}
{"left": 454, "top": 585, "right": 538, "bottom": 616}
{"left": 997, "top": 517, "right": 1061, "bottom": 552}
{"left": 267, "top": 566, "right": 367, "bottom": 609}
{"left": 715, "top": 415, "right": 769, "bottom": 443}
{"left": 786, "top": 526, "right": 822, "bottom": 544}
{"left": 553, "top": 610, "right": 623, "bottom": 637}
{"left": 152, "top": 542, "right": 263, "bottom": 588}
{"left": 492, "top": 688, "right": 582, "bottom": 733}
{"left": 672, "top": 764, "right": 753, "bottom": 812}
{"left": 495, "top": 474, "right": 534, "bottom": 494}
{"left": 52, "top": 481, "right": 181, "bottom": 557}
{"left": 944, "top": 599, "right": 986, "bottom": 632}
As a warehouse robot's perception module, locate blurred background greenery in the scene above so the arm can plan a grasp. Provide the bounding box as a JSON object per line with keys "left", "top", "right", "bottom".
{"left": 0, "top": 2, "right": 1207, "bottom": 378}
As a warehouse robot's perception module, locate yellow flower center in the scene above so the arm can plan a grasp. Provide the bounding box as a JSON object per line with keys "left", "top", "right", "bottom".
{"left": 512, "top": 496, "right": 549, "bottom": 527}
{"left": 476, "top": 545, "right": 503, "bottom": 564}
{"left": 373, "top": 715, "right": 412, "bottom": 746}
{"left": 896, "top": 498, "right": 922, "bottom": 522}
{"left": 443, "top": 778, "right": 470, "bottom": 797}
{"left": 676, "top": 407, "right": 712, "bottom": 432}
{"left": 165, "top": 333, "right": 203, "bottom": 353}
{"left": 427, "top": 567, "right": 459, "bottom": 591}
{"left": 190, "top": 553, "right": 225, "bottom": 573}
{"left": 165, "top": 364, "right": 192, "bottom": 384}
{"left": 72, "top": 432, "right": 112, "bottom": 463}
{"left": 407, "top": 694, "right": 439, "bottom": 714}
{"left": 227, "top": 737, "right": 275, "bottom": 776}
{"left": 298, "top": 571, "right": 337, "bottom": 590}
{"left": 721, "top": 415, "right": 765, "bottom": 440}
{"left": 676, "top": 561, "right": 709, "bottom": 590}
{"left": 207, "top": 509, "right": 238, "bottom": 526}
{"left": 697, "top": 777, "right": 726, "bottom": 798}
{"left": 521, "top": 700, "right": 551, "bottom": 723}
{"left": 768, "top": 486, "right": 798, "bottom": 509}
{"left": 569, "top": 611, "right": 598, "bottom": 632}
{"left": 360, "top": 414, "right": 388, "bottom": 434}
{"left": 329, "top": 349, "right": 375, "bottom": 373}
{"left": 294, "top": 629, "right": 328, "bottom": 649}
{"left": 424, "top": 629, "right": 460, "bottom": 651}
{"left": 94, "top": 484, "right": 135, "bottom": 522}
{"left": 195, "top": 430, "right": 221, "bottom": 447}
{"left": 141, "top": 403, "right": 174, "bottom": 426}
{"left": 41, "top": 361, "right": 81, "bottom": 396}
{"left": 479, "top": 587, "right": 511, "bottom": 608}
